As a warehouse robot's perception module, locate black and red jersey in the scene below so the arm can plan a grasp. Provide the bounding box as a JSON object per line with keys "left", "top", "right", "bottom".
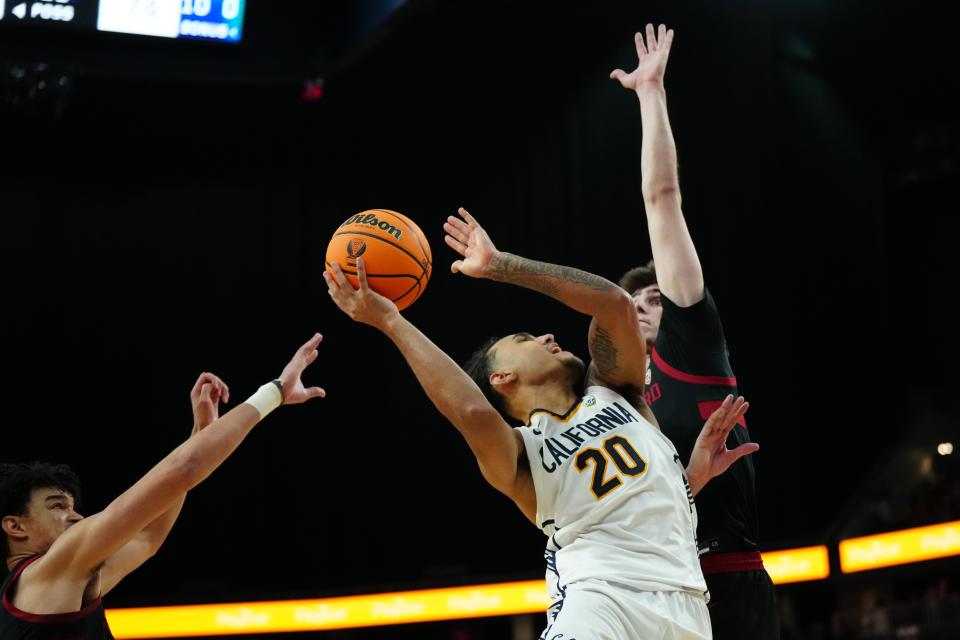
{"left": 645, "top": 288, "right": 760, "bottom": 555}
{"left": 0, "top": 556, "right": 114, "bottom": 640}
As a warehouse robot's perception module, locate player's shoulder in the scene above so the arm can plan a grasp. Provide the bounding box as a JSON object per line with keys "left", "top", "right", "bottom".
{"left": 6, "top": 554, "right": 55, "bottom": 597}
{"left": 583, "top": 384, "right": 626, "bottom": 403}
{"left": 2, "top": 554, "right": 41, "bottom": 585}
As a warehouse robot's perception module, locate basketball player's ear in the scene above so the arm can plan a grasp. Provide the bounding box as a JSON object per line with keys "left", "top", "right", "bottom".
{"left": 490, "top": 370, "right": 517, "bottom": 391}
{"left": 2, "top": 515, "right": 28, "bottom": 542}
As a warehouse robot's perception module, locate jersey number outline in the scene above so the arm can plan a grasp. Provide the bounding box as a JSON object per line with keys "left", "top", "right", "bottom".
{"left": 574, "top": 435, "right": 647, "bottom": 500}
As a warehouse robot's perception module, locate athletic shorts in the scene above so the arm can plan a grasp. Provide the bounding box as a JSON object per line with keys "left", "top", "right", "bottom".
{"left": 706, "top": 569, "right": 780, "bottom": 639}
{"left": 539, "top": 580, "right": 712, "bottom": 640}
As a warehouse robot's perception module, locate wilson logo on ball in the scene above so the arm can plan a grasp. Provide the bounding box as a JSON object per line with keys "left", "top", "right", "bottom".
{"left": 326, "top": 209, "right": 431, "bottom": 312}
{"left": 338, "top": 212, "right": 403, "bottom": 240}
{"left": 346, "top": 239, "right": 367, "bottom": 259}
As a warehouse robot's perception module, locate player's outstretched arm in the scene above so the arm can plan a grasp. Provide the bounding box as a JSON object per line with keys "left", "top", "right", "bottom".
{"left": 97, "top": 372, "right": 228, "bottom": 596}
{"left": 611, "top": 25, "right": 704, "bottom": 307}
{"left": 445, "top": 207, "right": 625, "bottom": 316}
{"left": 684, "top": 395, "right": 758, "bottom": 496}
{"left": 26, "top": 335, "right": 326, "bottom": 593}
{"left": 325, "top": 259, "right": 535, "bottom": 520}
{"left": 445, "top": 207, "right": 647, "bottom": 393}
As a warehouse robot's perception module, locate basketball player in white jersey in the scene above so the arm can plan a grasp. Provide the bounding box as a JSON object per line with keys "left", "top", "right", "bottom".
{"left": 325, "top": 210, "right": 757, "bottom": 639}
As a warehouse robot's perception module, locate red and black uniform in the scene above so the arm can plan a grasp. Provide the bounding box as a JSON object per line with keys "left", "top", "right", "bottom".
{"left": 1, "top": 556, "right": 114, "bottom": 640}
{"left": 646, "top": 288, "right": 779, "bottom": 639}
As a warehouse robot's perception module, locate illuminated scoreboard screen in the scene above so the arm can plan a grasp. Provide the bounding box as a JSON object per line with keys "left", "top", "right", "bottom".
{"left": 0, "top": 0, "right": 246, "bottom": 43}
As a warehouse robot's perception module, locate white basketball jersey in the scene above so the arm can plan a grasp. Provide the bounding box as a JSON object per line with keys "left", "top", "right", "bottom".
{"left": 517, "top": 386, "right": 708, "bottom": 615}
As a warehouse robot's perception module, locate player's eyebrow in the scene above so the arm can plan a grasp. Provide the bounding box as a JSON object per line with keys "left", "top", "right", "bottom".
{"left": 44, "top": 494, "right": 70, "bottom": 503}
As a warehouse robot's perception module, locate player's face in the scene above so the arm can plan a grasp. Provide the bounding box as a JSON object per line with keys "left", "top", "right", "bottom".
{"left": 492, "top": 332, "right": 584, "bottom": 385}
{"left": 632, "top": 285, "right": 663, "bottom": 345}
{"left": 18, "top": 488, "right": 83, "bottom": 552}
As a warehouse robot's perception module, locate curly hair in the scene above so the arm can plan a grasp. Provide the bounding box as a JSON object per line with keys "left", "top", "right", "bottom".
{"left": 0, "top": 462, "right": 81, "bottom": 558}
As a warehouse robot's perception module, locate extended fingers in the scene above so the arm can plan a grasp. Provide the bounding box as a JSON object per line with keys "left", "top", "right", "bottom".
{"left": 444, "top": 233, "right": 468, "bottom": 256}
{"left": 300, "top": 332, "right": 323, "bottom": 355}
{"left": 709, "top": 394, "right": 734, "bottom": 423}
{"left": 645, "top": 24, "right": 656, "bottom": 51}
{"left": 733, "top": 398, "right": 749, "bottom": 422}
{"left": 717, "top": 396, "right": 747, "bottom": 433}
{"left": 323, "top": 268, "right": 339, "bottom": 292}
{"left": 635, "top": 31, "right": 647, "bottom": 57}
{"left": 446, "top": 215, "right": 470, "bottom": 236}
{"left": 726, "top": 397, "right": 748, "bottom": 430}
{"left": 701, "top": 395, "right": 736, "bottom": 438}
{"left": 329, "top": 262, "right": 351, "bottom": 288}
{"left": 444, "top": 220, "right": 469, "bottom": 245}
{"left": 356, "top": 257, "right": 369, "bottom": 290}
{"left": 709, "top": 397, "right": 749, "bottom": 451}
{"left": 324, "top": 270, "right": 351, "bottom": 309}
{"left": 728, "top": 442, "right": 760, "bottom": 464}
{"left": 458, "top": 206, "right": 478, "bottom": 227}
{"left": 664, "top": 27, "right": 674, "bottom": 49}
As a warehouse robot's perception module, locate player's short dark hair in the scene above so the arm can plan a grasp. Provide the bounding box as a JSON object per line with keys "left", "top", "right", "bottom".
{"left": 0, "top": 462, "right": 81, "bottom": 558}
{"left": 463, "top": 337, "right": 509, "bottom": 417}
{"left": 618, "top": 260, "right": 658, "bottom": 294}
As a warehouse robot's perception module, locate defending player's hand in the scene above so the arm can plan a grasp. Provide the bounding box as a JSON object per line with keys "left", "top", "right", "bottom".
{"left": 610, "top": 24, "right": 674, "bottom": 92}
{"left": 325, "top": 258, "right": 399, "bottom": 329}
{"left": 685, "top": 395, "right": 759, "bottom": 493}
{"left": 190, "top": 372, "right": 230, "bottom": 432}
{"left": 444, "top": 207, "right": 500, "bottom": 278}
{"left": 277, "top": 333, "right": 326, "bottom": 404}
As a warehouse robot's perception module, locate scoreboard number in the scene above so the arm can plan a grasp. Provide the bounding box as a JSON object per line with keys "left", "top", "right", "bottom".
{"left": 98, "top": 0, "right": 183, "bottom": 38}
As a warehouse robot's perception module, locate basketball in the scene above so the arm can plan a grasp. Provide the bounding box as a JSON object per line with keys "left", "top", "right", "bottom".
{"left": 325, "top": 209, "right": 433, "bottom": 311}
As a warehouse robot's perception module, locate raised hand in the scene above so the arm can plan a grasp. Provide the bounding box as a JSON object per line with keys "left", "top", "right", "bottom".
{"left": 190, "top": 372, "right": 229, "bottom": 432}
{"left": 277, "top": 333, "right": 326, "bottom": 405}
{"left": 685, "top": 395, "right": 759, "bottom": 494}
{"left": 610, "top": 24, "right": 674, "bottom": 92}
{"left": 324, "top": 257, "right": 400, "bottom": 328}
{"left": 443, "top": 207, "right": 500, "bottom": 278}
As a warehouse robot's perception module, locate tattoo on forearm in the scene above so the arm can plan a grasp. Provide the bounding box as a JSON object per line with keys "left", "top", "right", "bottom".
{"left": 486, "top": 253, "right": 613, "bottom": 299}
{"left": 590, "top": 325, "right": 619, "bottom": 376}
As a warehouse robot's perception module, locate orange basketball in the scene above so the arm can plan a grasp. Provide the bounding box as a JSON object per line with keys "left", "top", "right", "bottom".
{"left": 325, "top": 209, "right": 433, "bottom": 311}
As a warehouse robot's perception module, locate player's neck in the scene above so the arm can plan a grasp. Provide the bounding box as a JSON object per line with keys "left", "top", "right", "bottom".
{"left": 516, "top": 382, "right": 579, "bottom": 424}
{"left": 6, "top": 550, "right": 40, "bottom": 572}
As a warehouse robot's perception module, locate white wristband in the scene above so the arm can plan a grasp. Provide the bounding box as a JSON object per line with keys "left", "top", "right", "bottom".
{"left": 244, "top": 382, "right": 283, "bottom": 418}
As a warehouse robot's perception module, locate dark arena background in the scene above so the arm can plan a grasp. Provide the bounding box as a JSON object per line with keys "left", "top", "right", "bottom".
{"left": 2, "top": 0, "right": 958, "bottom": 638}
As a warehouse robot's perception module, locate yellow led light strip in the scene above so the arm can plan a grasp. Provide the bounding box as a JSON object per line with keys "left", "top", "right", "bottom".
{"left": 105, "top": 549, "right": 833, "bottom": 639}
{"left": 839, "top": 520, "right": 960, "bottom": 573}
{"left": 761, "top": 546, "right": 830, "bottom": 584}
{"left": 106, "top": 580, "right": 552, "bottom": 638}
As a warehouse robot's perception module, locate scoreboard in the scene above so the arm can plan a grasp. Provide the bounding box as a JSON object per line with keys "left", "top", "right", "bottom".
{"left": 0, "top": 0, "right": 246, "bottom": 43}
